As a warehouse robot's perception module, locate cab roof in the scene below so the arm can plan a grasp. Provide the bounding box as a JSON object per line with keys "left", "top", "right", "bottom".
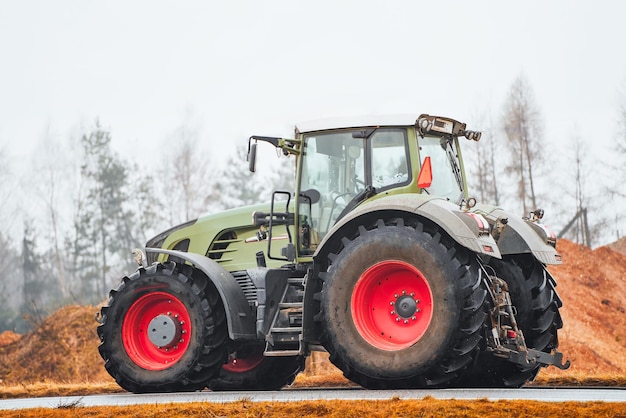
{"left": 295, "top": 114, "right": 418, "bottom": 134}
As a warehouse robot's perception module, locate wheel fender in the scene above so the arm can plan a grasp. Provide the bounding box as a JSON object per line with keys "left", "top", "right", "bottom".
{"left": 314, "top": 194, "right": 501, "bottom": 259}
{"left": 476, "top": 206, "right": 562, "bottom": 265}
{"left": 145, "top": 248, "right": 256, "bottom": 339}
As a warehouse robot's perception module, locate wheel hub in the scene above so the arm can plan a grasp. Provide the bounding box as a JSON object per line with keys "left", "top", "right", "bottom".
{"left": 394, "top": 294, "right": 418, "bottom": 318}
{"left": 147, "top": 314, "right": 182, "bottom": 348}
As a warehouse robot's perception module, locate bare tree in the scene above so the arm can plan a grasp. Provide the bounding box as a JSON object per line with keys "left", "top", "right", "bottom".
{"left": 28, "top": 126, "right": 78, "bottom": 301}
{"left": 465, "top": 112, "right": 501, "bottom": 206}
{"left": 501, "top": 75, "right": 545, "bottom": 216}
{"left": 610, "top": 84, "right": 626, "bottom": 239}
{"left": 557, "top": 135, "right": 591, "bottom": 246}
{"left": 159, "top": 124, "right": 220, "bottom": 226}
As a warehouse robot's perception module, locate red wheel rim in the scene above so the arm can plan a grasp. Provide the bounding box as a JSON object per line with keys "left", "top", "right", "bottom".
{"left": 222, "top": 346, "right": 264, "bottom": 373}
{"left": 351, "top": 260, "right": 433, "bottom": 350}
{"left": 122, "top": 291, "right": 192, "bottom": 371}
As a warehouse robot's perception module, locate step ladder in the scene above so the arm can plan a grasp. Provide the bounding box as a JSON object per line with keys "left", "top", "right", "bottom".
{"left": 264, "top": 277, "right": 305, "bottom": 356}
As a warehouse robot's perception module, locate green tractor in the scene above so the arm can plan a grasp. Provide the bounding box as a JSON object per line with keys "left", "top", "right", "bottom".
{"left": 97, "top": 114, "right": 569, "bottom": 392}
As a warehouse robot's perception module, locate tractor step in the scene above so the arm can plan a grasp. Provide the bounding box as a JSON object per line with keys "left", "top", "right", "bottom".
{"left": 279, "top": 302, "right": 303, "bottom": 309}
{"left": 264, "top": 349, "right": 302, "bottom": 357}
{"left": 270, "top": 327, "right": 303, "bottom": 333}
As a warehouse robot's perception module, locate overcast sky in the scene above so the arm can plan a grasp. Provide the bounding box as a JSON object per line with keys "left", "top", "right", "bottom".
{"left": 1, "top": 1, "right": 625, "bottom": 247}
{"left": 2, "top": 1, "right": 625, "bottom": 161}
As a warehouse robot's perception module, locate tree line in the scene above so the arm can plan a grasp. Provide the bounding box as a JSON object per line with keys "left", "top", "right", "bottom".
{"left": 0, "top": 120, "right": 293, "bottom": 331}
{"left": 0, "top": 74, "right": 624, "bottom": 332}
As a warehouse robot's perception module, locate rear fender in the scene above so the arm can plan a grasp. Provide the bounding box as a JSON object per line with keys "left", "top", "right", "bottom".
{"left": 145, "top": 248, "right": 256, "bottom": 339}
{"left": 314, "top": 195, "right": 501, "bottom": 259}
{"left": 475, "top": 206, "right": 562, "bottom": 265}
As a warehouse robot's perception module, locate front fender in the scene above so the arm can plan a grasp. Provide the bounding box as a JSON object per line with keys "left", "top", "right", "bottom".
{"left": 314, "top": 194, "right": 501, "bottom": 259}
{"left": 145, "top": 248, "right": 256, "bottom": 340}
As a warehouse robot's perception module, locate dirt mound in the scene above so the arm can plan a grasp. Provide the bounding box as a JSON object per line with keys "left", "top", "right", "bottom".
{"left": 543, "top": 239, "right": 626, "bottom": 377}
{"left": 608, "top": 236, "right": 626, "bottom": 255}
{"left": 0, "top": 239, "right": 624, "bottom": 385}
{"left": 0, "top": 305, "right": 112, "bottom": 384}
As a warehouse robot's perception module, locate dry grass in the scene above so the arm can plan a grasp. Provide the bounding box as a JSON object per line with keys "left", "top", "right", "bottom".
{"left": 0, "top": 399, "right": 624, "bottom": 418}
{"left": 0, "top": 382, "right": 122, "bottom": 399}
{"left": 533, "top": 370, "right": 626, "bottom": 387}
{"left": 0, "top": 370, "right": 624, "bottom": 400}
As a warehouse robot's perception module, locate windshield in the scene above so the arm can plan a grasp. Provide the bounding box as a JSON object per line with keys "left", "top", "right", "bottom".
{"left": 418, "top": 136, "right": 464, "bottom": 202}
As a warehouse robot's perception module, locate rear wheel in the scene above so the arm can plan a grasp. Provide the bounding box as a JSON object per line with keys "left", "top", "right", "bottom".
{"left": 456, "top": 256, "right": 563, "bottom": 387}
{"left": 209, "top": 343, "right": 304, "bottom": 391}
{"left": 316, "top": 218, "right": 487, "bottom": 389}
{"left": 97, "top": 262, "right": 228, "bottom": 393}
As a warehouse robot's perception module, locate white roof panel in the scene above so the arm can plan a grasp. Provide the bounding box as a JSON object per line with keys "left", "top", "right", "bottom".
{"left": 295, "top": 114, "right": 419, "bottom": 133}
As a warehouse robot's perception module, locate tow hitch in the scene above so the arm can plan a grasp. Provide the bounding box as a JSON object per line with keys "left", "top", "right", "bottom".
{"left": 483, "top": 273, "right": 570, "bottom": 370}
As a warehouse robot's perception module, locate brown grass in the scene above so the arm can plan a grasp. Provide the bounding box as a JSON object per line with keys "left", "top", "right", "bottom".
{"left": 0, "top": 399, "right": 624, "bottom": 418}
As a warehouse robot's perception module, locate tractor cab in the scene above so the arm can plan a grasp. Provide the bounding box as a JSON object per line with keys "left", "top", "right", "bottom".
{"left": 247, "top": 114, "right": 481, "bottom": 259}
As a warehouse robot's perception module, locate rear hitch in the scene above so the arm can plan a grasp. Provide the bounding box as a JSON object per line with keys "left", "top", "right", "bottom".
{"left": 482, "top": 272, "right": 570, "bottom": 370}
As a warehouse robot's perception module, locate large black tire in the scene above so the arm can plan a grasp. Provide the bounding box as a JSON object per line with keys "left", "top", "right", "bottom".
{"left": 209, "top": 343, "right": 304, "bottom": 391}
{"left": 456, "top": 255, "right": 563, "bottom": 387}
{"left": 97, "top": 262, "right": 229, "bottom": 393}
{"left": 316, "top": 217, "right": 487, "bottom": 389}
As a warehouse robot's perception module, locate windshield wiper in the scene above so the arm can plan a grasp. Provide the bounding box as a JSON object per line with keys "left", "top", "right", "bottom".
{"left": 444, "top": 140, "right": 464, "bottom": 193}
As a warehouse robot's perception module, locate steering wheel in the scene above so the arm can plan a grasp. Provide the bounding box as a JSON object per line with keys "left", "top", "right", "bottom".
{"left": 326, "top": 191, "right": 352, "bottom": 231}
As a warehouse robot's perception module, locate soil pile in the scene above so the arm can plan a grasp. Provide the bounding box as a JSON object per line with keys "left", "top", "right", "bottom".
{"left": 543, "top": 239, "right": 626, "bottom": 377}
{"left": 608, "top": 236, "right": 626, "bottom": 255}
{"left": 0, "top": 239, "right": 624, "bottom": 385}
{"left": 0, "top": 305, "right": 112, "bottom": 384}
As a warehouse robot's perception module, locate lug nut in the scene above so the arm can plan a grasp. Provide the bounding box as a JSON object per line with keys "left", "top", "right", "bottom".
{"left": 390, "top": 310, "right": 396, "bottom": 315}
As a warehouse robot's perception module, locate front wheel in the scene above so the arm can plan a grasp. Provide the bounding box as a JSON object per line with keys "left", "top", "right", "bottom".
{"left": 209, "top": 343, "right": 304, "bottom": 391}
{"left": 97, "top": 262, "right": 228, "bottom": 393}
{"left": 317, "top": 218, "right": 487, "bottom": 389}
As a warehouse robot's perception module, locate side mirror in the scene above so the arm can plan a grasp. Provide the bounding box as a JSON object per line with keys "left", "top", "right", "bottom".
{"left": 299, "top": 188, "right": 321, "bottom": 204}
{"left": 248, "top": 142, "right": 257, "bottom": 173}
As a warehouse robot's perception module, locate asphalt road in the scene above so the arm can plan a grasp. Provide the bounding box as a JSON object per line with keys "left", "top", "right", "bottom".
{"left": 0, "top": 387, "right": 624, "bottom": 410}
